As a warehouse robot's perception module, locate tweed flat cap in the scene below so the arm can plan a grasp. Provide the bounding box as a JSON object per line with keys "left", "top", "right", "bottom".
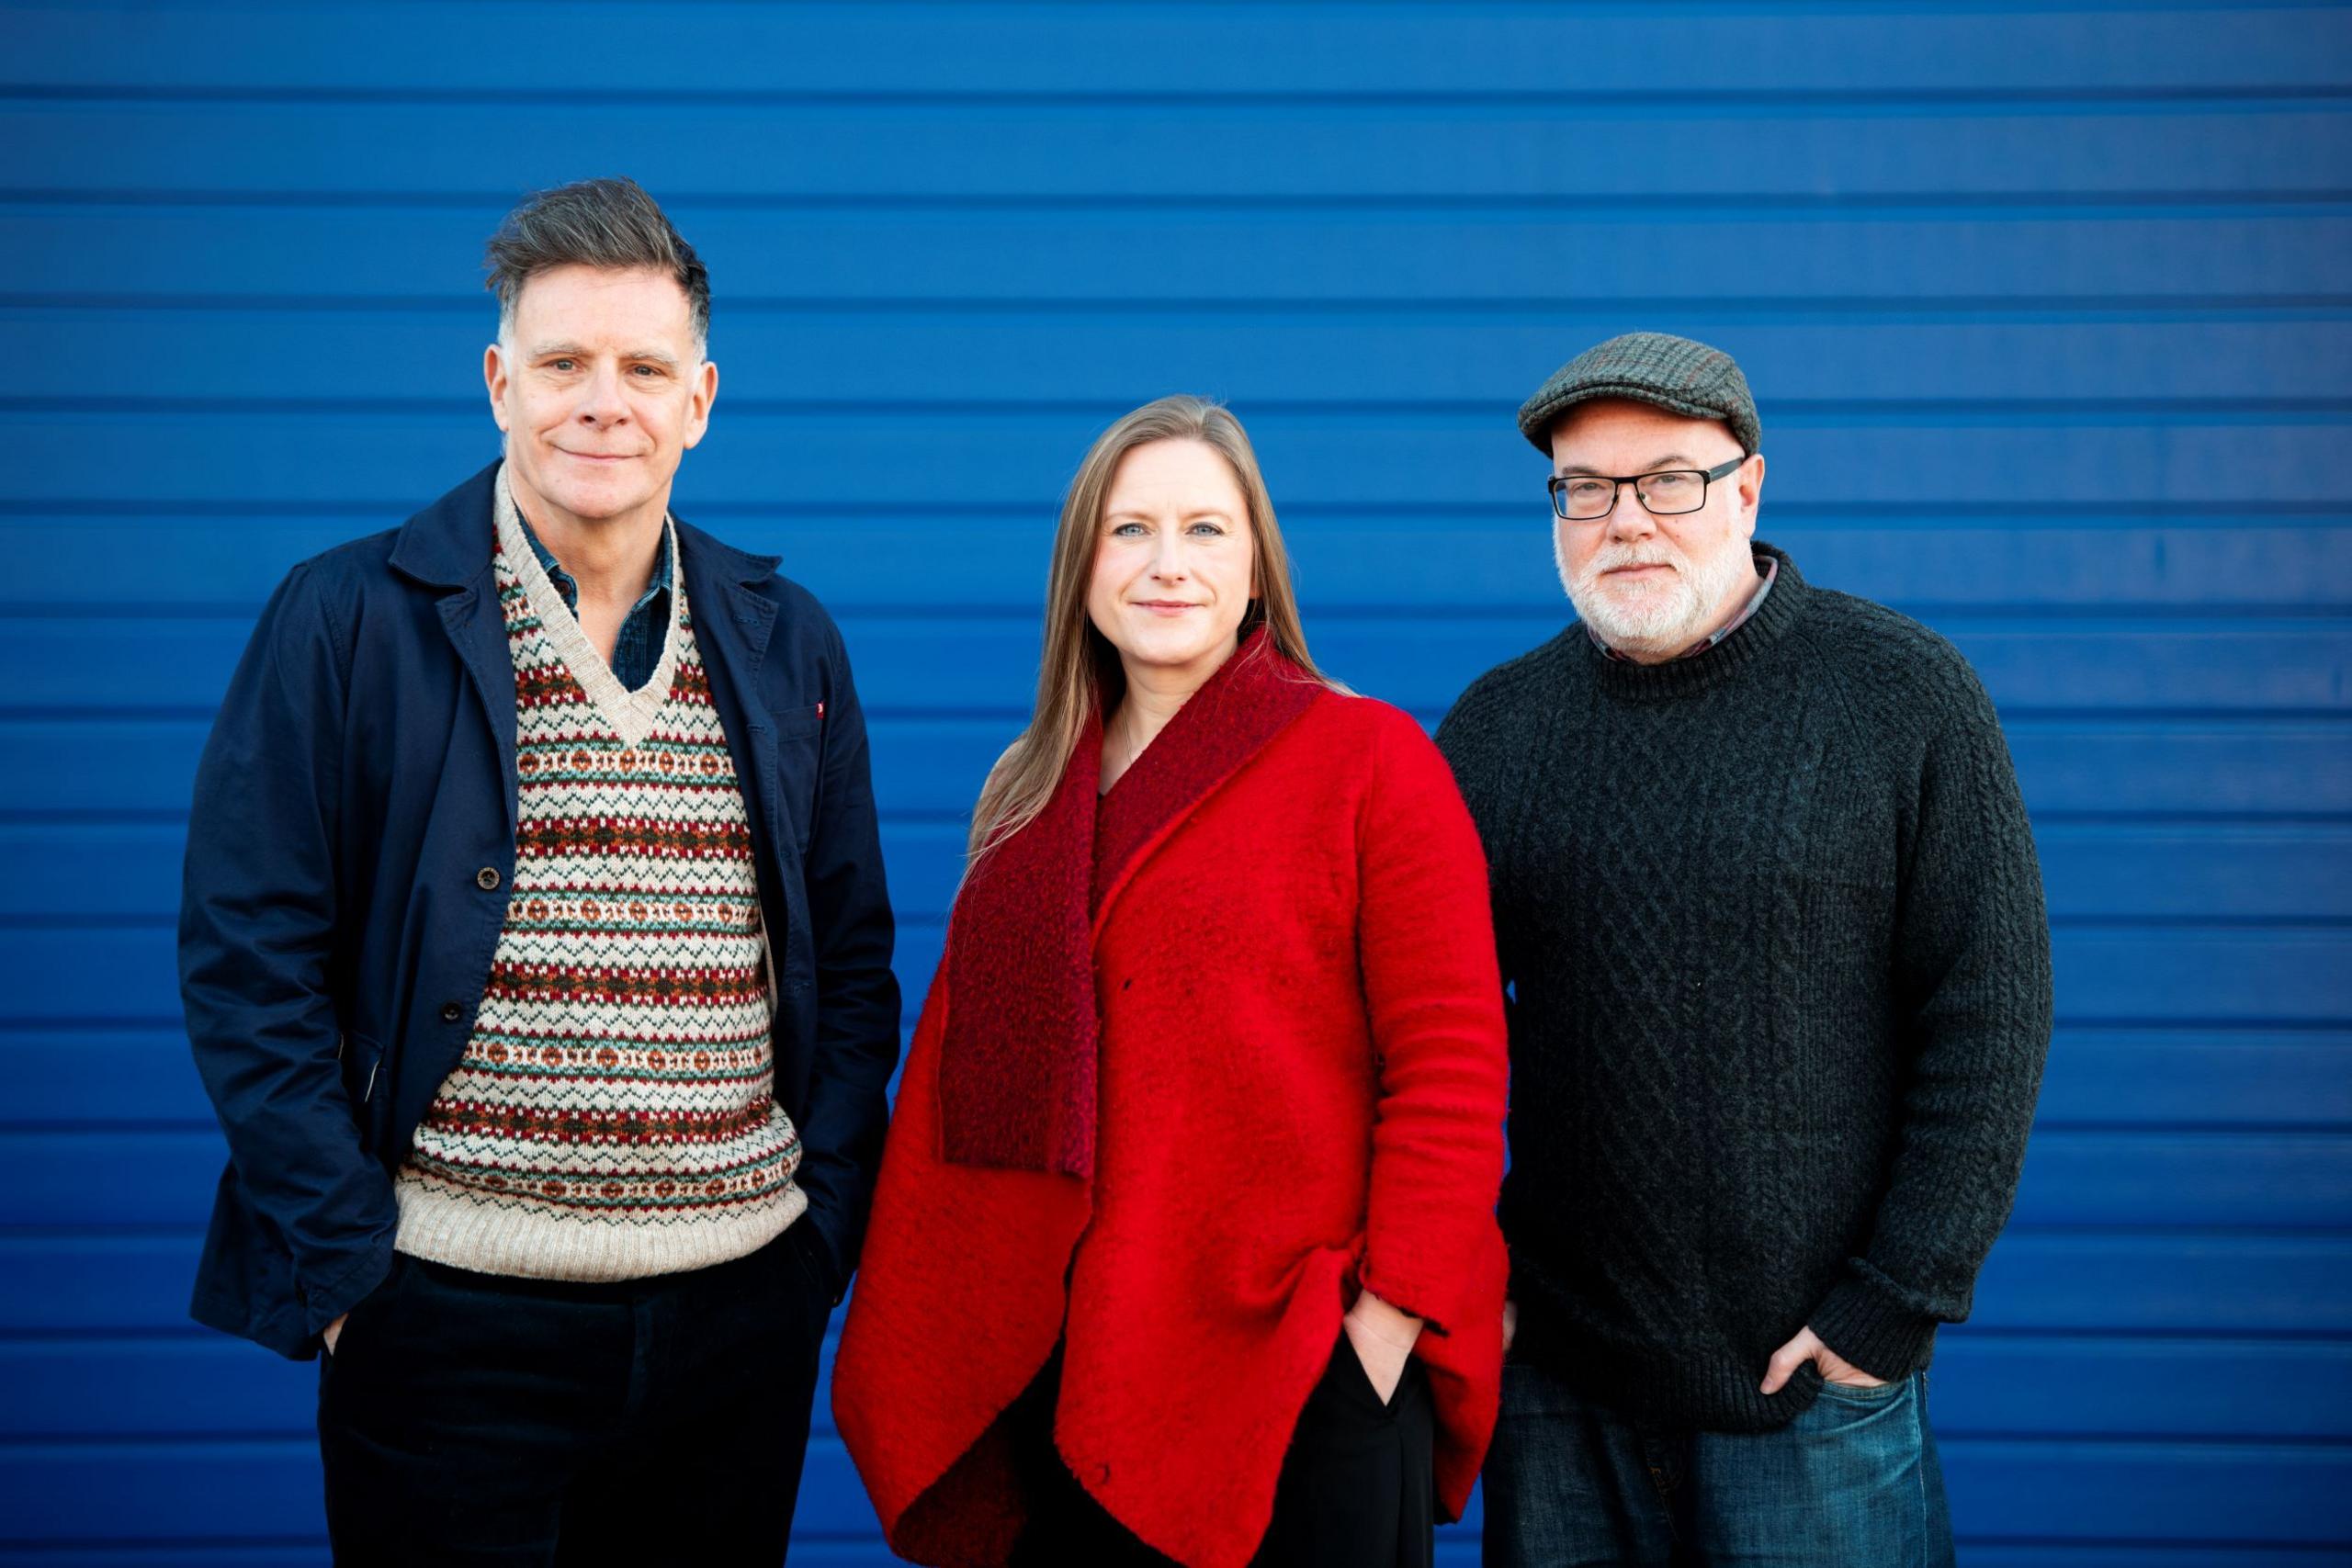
{"left": 1517, "top": 332, "right": 1760, "bottom": 456}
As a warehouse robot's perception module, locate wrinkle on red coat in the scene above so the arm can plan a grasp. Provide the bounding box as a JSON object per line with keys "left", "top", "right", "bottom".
{"left": 832, "top": 666, "right": 1510, "bottom": 1568}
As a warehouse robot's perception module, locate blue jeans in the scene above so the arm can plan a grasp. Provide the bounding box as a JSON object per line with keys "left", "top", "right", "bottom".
{"left": 1482, "top": 1359, "right": 1953, "bottom": 1568}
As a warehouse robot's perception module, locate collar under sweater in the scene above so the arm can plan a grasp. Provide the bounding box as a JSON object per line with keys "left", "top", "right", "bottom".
{"left": 1581, "top": 540, "right": 1811, "bottom": 703}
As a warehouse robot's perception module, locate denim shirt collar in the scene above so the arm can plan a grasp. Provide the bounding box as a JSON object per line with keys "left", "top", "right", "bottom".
{"left": 512, "top": 505, "right": 675, "bottom": 692}
{"left": 514, "top": 508, "right": 673, "bottom": 616}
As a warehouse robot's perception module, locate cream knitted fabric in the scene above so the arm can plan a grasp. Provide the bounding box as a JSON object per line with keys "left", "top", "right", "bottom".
{"left": 391, "top": 471, "right": 807, "bottom": 1280}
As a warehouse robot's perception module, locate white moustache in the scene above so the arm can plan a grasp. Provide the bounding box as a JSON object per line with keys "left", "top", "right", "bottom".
{"left": 1583, "top": 545, "right": 1683, "bottom": 582}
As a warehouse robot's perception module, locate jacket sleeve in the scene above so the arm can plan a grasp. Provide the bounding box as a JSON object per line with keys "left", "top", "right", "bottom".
{"left": 1352, "top": 708, "right": 1511, "bottom": 1337}
{"left": 180, "top": 562, "right": 396, "bottom": 1343}
{"left": 1809, "top": 671, "right": 2055, "bottom": 1380}
{"left": 792, "top": 620, "right": 904, "bottom": 1294}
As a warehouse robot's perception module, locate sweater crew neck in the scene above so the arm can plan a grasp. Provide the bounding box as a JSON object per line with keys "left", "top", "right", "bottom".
{"left": 1584, "top": 542, "right": 1809, "bottom": 702}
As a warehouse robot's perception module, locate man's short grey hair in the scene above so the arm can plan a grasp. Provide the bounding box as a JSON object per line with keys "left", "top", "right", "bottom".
{"left": 485, "top": 177, "right": 710, "bottom": 351}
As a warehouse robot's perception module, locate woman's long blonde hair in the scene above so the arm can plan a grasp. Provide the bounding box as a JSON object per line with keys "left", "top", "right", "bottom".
{"left": 967, "top": 395, "right": 1333, "bottom": 863}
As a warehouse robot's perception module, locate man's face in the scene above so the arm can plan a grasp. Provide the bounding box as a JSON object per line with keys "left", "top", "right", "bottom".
{"left": 1547, "top": 399, "right": 1763, "bottom": 658}
{"left": 484, "top": 264, "right": 717, "bottom": 531}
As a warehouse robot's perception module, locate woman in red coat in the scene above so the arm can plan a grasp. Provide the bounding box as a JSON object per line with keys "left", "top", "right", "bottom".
{"left": 832, "top": 396, "right": 1509, "bottom": 1568}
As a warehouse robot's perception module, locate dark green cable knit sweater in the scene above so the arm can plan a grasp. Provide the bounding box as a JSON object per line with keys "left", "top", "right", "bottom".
{"left": 1435, "top": 542, "right": 2052, "bottom": 1432}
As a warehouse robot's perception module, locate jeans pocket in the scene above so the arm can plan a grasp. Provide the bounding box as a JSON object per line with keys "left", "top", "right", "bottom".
{"left": 1815, "top": 1371, "right": 1909, "bottom": 1405}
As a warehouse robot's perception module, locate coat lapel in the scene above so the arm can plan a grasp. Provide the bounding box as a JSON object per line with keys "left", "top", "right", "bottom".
{"left": 1089, "top": 635, "right": 1321, "bottom": 931}
{"left": 677, "top": 520, "right": 783, "bottom": 871}
{"left": 437, "top": 586, "right": 520, "bottom": 835}
{"left": 389, "top": 462, "right": 518, "bottom": 834}
{"left": 936, "top": 632, "right": 1320, "bottom": 1179}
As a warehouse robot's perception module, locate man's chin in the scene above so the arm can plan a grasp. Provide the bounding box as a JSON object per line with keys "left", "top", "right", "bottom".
{"left": 534, "top": 479, "right": 652, "bottom": 525}
{"left": 1587, "top": 586, "right": 1686, "bottom": 625}
{"left": 1576, "top": 592, "right": 1702, "bottom": 651}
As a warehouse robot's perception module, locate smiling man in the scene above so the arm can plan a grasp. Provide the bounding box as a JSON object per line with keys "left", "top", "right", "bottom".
{"left": 181, "top": 178, "right": 900, "bottom": 1563}
{"left": 1436, "top": 333, "right": 2053, "bottom": 1567}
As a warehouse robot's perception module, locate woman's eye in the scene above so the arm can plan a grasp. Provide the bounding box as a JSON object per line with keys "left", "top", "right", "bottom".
{"left": 1188, "top": 522, "right": 1225, "bottom": 536}
{"left": 1112, "top": 522, "right": 1148, "bottom": 536}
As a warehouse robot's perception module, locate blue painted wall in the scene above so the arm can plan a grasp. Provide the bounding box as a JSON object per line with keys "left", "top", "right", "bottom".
{"left": 2, "top": 3, "right": 2348, "bottom": 1562}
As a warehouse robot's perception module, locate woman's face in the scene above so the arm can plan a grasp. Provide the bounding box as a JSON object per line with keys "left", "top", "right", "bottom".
{"left": 1086, "top": 438, "right": 1257, "bottom": 689}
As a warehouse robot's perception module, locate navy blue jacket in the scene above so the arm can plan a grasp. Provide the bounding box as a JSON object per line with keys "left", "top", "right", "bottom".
{"left": 180, "top": 463, "right": 901, "bottom": 1359}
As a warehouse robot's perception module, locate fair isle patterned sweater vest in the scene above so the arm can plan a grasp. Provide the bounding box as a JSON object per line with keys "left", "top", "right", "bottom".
{"left": 392, "top": 475, "right": 807, "bottom": 1280}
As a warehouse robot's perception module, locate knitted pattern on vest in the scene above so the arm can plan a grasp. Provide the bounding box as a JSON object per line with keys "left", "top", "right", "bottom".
{"left": 1436, "top": 543, "right": 2052, "bottom": 1433}
{"left": 392, "top": 473, "right": 807, "bottom": 1280}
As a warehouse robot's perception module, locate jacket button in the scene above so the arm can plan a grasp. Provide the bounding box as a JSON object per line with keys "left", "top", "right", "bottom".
{"left": 440, "top": 1002, "right": 463, "bottom": 1023}
{"left": 475, "top": 866, "right": 501, "bottom": 891}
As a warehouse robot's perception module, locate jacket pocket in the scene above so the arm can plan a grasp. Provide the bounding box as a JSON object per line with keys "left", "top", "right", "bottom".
{"left": 337, "top": 1032, "right": 389, "bottom": 1153}
{"left": 771, "top": 705, "right": 823, "bottom": 855}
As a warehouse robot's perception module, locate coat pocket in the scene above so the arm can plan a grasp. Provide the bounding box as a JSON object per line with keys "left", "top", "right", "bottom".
{"left": 337, "top": 1032, "right": 390, "bottom": 1153}
{"left": 770, "top": 704, "right": 823, "bottom": 855}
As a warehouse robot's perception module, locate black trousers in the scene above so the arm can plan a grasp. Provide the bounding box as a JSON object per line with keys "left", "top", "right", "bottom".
{"left": 317, "top": 1224, "right": 833, "bottom": 1567}
{"left": 1009, "top": 1332, "right": 1438, "bottom": 1568}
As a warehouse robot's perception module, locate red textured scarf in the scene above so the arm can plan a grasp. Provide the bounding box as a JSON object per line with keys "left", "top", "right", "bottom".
{"left": 937, "top": 631, "right": 1321, "bottom": 1178}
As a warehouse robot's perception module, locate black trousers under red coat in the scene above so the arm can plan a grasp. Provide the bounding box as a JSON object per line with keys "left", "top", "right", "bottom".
{"left": 1008, "top": 1332, "right": 1438, "bottom": 1568}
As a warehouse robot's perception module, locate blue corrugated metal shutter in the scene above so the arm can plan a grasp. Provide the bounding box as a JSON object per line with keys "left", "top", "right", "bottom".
{"left": 1, "top": 4, "right": 2346, "bottom": 1562}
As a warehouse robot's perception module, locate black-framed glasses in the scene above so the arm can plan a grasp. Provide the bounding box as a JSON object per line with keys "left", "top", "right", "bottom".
{"left": 1547, "top": 456, "right": 1745, "bottom": 522}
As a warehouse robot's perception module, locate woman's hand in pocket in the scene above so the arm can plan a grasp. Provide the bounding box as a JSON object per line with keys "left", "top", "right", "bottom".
{"left": 1343, "top": 1290, "right": 1423, "bottom": 1405}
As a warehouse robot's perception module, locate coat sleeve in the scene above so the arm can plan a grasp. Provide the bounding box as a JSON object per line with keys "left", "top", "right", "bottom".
{"left": 792, "top": 617, "right": 904, "bottom": 1294}
{"left": 1351, "top": 707, "right": 1511, "bottom": 1337}
{"left": 1808, "top": 669, "right": 2055, "bottom": 1380}
{"left": 180, "top": 563, "right": 396, "bottom": 1343}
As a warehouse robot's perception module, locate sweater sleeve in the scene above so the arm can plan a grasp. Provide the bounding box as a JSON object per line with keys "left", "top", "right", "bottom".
{"left": 1352, "top": 707, "right": 1511, "bottom": 1338}
{"left": 1809, "top": 669, "right": 2054, "bottom": 1380}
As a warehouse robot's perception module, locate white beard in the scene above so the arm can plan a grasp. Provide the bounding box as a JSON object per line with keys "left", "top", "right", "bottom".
{"left": 1557, "top": 525, "right": 1758, "bottom": 658}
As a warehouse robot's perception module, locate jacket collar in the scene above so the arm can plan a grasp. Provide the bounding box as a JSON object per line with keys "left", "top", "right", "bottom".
{"left": 935, "top": 630, "right": 1320, "bottom": 1179}
{"left": 393, "top": 460, "right": 783, "bottom": 844}
{"left": 388, "top": 458, "right": 778, "bottom": 592}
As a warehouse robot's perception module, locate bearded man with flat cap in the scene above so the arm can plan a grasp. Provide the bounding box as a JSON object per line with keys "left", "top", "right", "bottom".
{"left": 1438, "top": 333, "right": 2053, "bottom": 1567}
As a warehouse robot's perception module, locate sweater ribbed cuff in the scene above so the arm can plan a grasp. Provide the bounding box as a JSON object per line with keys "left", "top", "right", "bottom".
{"left": 1808, "top": 1272, "right": 1940, "bottom": 1383}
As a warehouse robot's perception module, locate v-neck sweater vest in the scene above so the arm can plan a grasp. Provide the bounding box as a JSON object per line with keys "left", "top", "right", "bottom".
{"left": 390, "top": 469, "right": 807, "bottom": 1281}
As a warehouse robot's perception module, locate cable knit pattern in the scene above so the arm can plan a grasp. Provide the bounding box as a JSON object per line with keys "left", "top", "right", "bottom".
{"left": 1436, "top": 542, "right": 2052, "bottom": 1431}
{"left": 390, "top": 478, "right": 806, "bottom": 1280}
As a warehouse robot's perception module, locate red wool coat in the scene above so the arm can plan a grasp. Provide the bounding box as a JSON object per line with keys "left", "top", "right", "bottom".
{"left": 832, "top": 643, "right": 1509, "bottom": 1568}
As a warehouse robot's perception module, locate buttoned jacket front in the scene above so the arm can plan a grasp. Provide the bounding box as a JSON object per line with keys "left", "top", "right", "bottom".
{"left": 182, "top": 462, "right": 901, "bottom": 1358}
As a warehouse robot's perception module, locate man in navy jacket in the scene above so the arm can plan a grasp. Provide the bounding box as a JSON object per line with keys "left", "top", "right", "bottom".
{"left": 180, "top": 177, "right": 899, "bottom": 1562}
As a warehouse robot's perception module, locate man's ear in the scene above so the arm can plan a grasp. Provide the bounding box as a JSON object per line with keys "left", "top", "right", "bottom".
{"left": 484, "top": 343, "right": 511, "bottom": 434}
{"left": 681, "top": 356, "right": 719, "bottom": 450}
{"left": 1736, "top": 452, "right": 1766, "bottom": 530}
